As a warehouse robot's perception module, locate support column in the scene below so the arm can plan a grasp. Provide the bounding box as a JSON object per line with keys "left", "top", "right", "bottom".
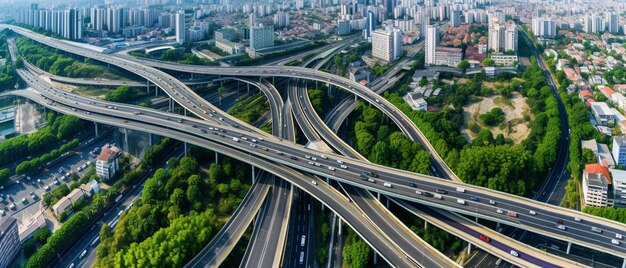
{"left": 215, "top": 151, "right": 219, "bottom": 164}
{"left": 252, "top": 166, "right": 256, "bottom": 183}
{"left": 184, "top": 142, "right": 188, "bottom": 157}
{"left": 272, "top": 76, "right": 275, "bottom": 84}
{"left": 496, "top": 222, "right": 501, "bottom": 232}
{"left": 424, "top": 221, "right": 428, "bottom": 229}
{"left": 146, "top": 79, "right": 150, "bottom": 94}
{"left": 354, "top": 95, "right": 358, "bottom": 101}
{"left": 247, "top": 83, "right": 250, "bottom": 93}
{"left": 386, "top": 198, "right": 389, "bottom": 208}
{"left": 124, "top": 129, "right": 128, "bottom": 151}
{"left": 622, "top": 258, "right": 626, "bottom": 268}
{"left": 467, "top": 243, "right": 472, "bottom": 254}
{"left": 94, "top": 122, "right": 99, "bottom": 136}
{"left": 148, "top": 133, "right": 153, "bottom": 146}
{"left": 566, "top": 242, "right": 572, "bottom": 254}
{"left": 155, "top": 87, "right": 158, "bottom": 97}
{"left": 338, "top": 217, "right": 342, "bottom": 235}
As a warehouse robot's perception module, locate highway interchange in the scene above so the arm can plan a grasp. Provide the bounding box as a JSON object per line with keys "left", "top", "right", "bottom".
{"left": 3, "top": 24, "right": 626, "bottom": 267}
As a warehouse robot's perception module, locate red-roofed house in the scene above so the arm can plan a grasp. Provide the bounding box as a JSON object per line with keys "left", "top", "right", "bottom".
{"left": 579, "top": 89, "right": 594, "bottom": 101}
{"left": 586, "top": 98, "right": 596, "bottom": 107}
{"left": 583, "top": 163, "right": 611, "bottom": 207}
{"left": 600, "top": 86, "right": 616, "bottom": 99}
{"left": 96, "top": 145, "right": 121, "bottom": 180}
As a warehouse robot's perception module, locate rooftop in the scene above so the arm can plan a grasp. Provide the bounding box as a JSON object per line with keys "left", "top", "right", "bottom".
{"left": 97, "top": 145, "right": 120, "bottom": 162}
{"left": 585, "top": 163, "right": 612, "bottom": 184}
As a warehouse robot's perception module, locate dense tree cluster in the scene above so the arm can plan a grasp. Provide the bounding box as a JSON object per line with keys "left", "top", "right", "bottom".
{"left": 351, "top": 103, "right": 431, "bottom": 175}
{"left": 382, "top": 57, "right": 561, "bottom": 196}
{"left": 342, "top": 229, "right": 370, "bottom": 268}
{"left": 25, "top": 212, "right": 90, "bottom": 268}
{"left": 227, "top": 93, "right": 270, "bottom": 124}
{"left": 308, "top": 87, "right": 335, "bottom": 117}
{"left": 0, "top": 113, "right": 83, "bottom": 168}
{"left": 96, "top": 153, "right": 250, "bottom": 267}
{"left": 0, "top": 30, "right": 16, "bottom": 90}
{"left": 583, "top": 206, "right": 626, "bottom": 224}
{"left": 479, "top": 107, "right": 505, "bottom": 126}
{"left": 15, "top": 38, "right": 128, "bottom": 80}
{"left": 16, "top": 138, "right": 79, "bottom": 174}
{"left": 104, "top": 86, "right": 147, "bottom": 103}
{"left": 0, "top": 168, "right": 9, "bottom": 185}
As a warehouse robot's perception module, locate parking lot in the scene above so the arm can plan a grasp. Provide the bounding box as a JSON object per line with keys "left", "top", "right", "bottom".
{"left": 0, "top": 136, "right": 114, "bottom": 229}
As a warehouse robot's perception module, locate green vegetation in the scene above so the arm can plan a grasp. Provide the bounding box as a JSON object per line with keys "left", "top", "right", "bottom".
{"left": 130, "top": 48, "right": 217, "bottom": 66}
{"left": 411, "top": 222, "right": 462, "bottom": 254}
{"left": 26, "top": 212, "right": 90, "bottom": 268}
{"left": 351, "top": 102, "right": 431, "bottom": 175}
{"left": 0, "top": 29, "right": 16, "bottom": 90}
{"left": 342, "top": 229, "right": 370, "bottom": 268}
{"left": 0, "top": 168, "right": 9, "bottom": 185}
{"left": 0, "top": 113, "right": 83, "bottom": 169}
{"left": 372, "top": 64, "right": 389, "bottom": 76}
{"left": 96, "top": 147, "right": 252, "bottom": 267}
{"left": 583, "top": 206, "right": 626, "bottom": 224}
{"left": 104, "top": 85, "right": 147, "bottom": 103}
{"left": 308, "top": 87, "right": 335, "bottom": 117}
{"left": 332, "top": 43, "right": 370, "bottom": 75}
{"left": 479, "top": 107, "right": 505, "bottom": 126}
{"left": 16, "top": 138, "right": 79, "bottom": 175}
{"left": 227, "top": 93, "right": 270, "bottom": 124}
{"left": 383, "top": 57, "right": 561, "bottom": 196}
{"left": 15, "top": 38, "right": 130, "bottom": 80}
{"left": 561, "top": 178, "right": 581, "bottom": 209}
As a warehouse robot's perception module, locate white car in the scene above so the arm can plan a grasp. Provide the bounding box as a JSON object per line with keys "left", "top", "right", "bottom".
{"left": 510, "top": 250, "right": 519, "bottom": 257}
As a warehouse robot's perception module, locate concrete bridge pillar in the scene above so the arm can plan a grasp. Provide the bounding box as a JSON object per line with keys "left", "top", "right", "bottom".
{"left": 155, "top": 87, "right": 158, "bottom": 97}
{"left": 184, "top": 142, "right": 188, "bottom": 157}
{"left": 338, "top": 217, "right": 342, "bottom": 235}
{"left": 146, "top": 79, "right": 150, "bottom": 94}
{"left": 215, "top": 151, "right": 219, "bottom": 164}
{"left": 496, "top": 222, "right": 501, "bottom": 232}
{"left": 124, "top": 128, "right": 128, "bottom": 151}
{"left": 467, "top": 243, "right": 472, "bottom": 254}
{"left": 424, "top": 221, "right": 428, "bottom": 229}
{"left": 622, "top": 258, "right": 626, "bottom": 268}
{"left": 94, "top": 122, "right": 99, "bottom": 136}
{"left": 386, "top": 198, "right": 389, "bottom": 208}
{"left": 566, "top": 242, "right": 572, "bottom": 254}
{"left": 252, "top": 166, "right": 256, "bottom": 183}
{"left": 148, "top": 133, "right": 153, "bottom": 146}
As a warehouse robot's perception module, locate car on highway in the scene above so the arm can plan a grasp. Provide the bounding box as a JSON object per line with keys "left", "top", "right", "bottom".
{"left": 510, "top": 250, "right": 519, "bottom": 257}
{"left": 612, "top": 239, "right": 620, "bottom": 245}
{"left": 433, "top": 194, "right": 442, "bottom": 200}
{"left": 435, "top": 189, "right": 447, "bottom": 194}
{"left": 456, "top": 187, "right": 465, "bottom": 193}
{"left": 592, "top": 227, "right": 602, "bottom": 233}
{"left": 469, "top": 196, "right": 479, "bottom": 201}
{"left": 383, "top": 182, "right": 392, "bottom": 188}
{"left": 574, "top": 217, "right": 581, "bottom": 222}
{"left": 557, "top": 224, "right": 567, "bottom": 230}
{"left": 556, "top": 219, "right": 564, "bottom": 224}
{"left": 408, "top": 182, "right": 417, "bottom": 188}
{"left": 616, "top": 233, "right": 623, "bottom": 239}
{"left": 529, "top": 210, "right": 537, "bottom": 215}
{"left": 311, "top": 180, "right": 317, "bottom": 186}
{"left": 507, "top": 211, "right": 517, "bottom": 217}
{"left": 479, "top": 234, "right": 490, "bottom": 242}
{"left": 457, "top": 199, "right": 466, "bottom": 205}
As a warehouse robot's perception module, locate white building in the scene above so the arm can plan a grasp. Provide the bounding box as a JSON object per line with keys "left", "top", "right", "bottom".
{"left": 175, "top": 11, "right": 185, "bottom": 44}
{"left": 249, "top": 25, "right": 274, "bottom": 50}
{"left": 425, "top": 25, "right": 439, "bottom": 65}
{"left": 434, "top": 46, "right": 462, "bottom": 67}
{"left": 216, "top": 39, "right": 244, "bottom": 54}
{"left": 613, "top": 136, "right": 626, "bottom": 167}
{"left": 96, "top": 144, "right": 121, "bottom": 180}
{"left": 610, "top": 168, "right": 626, "bottom": 207}
{"left": 606, "top": 12, "right": 619, "bottom": 34}
{"left": 590, "top": 102, "right": 616, "bottom": 126}
{"left": 450, "top": 10, "right": 461, "bottom": 27}
{"left": 504, "top": 25, "right": 518, "bottom": 53}
{"left": 273, "top": 12, "right": 290, "bottom": 28}
{"left": 582, "top": 164, "right": 610, "bottom": 207}
{"left": 488, "top": 24, "right": 505, "bottom": 53}
{"left": 372, "top": 27, "right": 403, "bottom": 62}
{"left": 531, "top": 17, "right": 557, "bottom": 38}
{"left": 490, "top": 53, "right": 518, "bottom": 66}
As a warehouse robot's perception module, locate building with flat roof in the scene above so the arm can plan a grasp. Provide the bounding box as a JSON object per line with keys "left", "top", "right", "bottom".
{"left": 96, "top": 144, "right": 121, "bottom": 180}
{"left": 215, "top": 39, "right": 244, "bottom": 55}
{"left": 434, "top": 46, "right": 462, "bottom": 67}
{"left": 610, "top": 168, "right": 626, "bottom": 207}
{"left": 590, "top": 102, "right": 615, "bottom": 126}
{"left": 613, "top": 136, "right": 626, "bottom": 167}
{"left": 490, "top": 53, "right": 518, "bottom": 67}
{"left": 249, "top": 25, "right": 274, "bottom": 50}
{"left": 583, "top": 163, "right": 611, "bottom": 207}
{"left": 0, "top": 216, "right": 19, "bottom": 268}
{"left": 581, "top": 139, "right": 615, "bottom": 168}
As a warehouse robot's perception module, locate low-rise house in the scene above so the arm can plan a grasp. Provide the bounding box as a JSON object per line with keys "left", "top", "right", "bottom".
{"left": 404, "top": 92, "right": 427, "bottom": 111}
{"left": 590, "top": 102, "right": 616, "bottom": 126}
{"left": 581, "top": 139, "right": 616, "bottom": 168}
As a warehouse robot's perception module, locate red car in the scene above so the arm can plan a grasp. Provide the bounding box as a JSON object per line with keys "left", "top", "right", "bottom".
{"left": 479, "top": 234, "right": 491, "bottom": 242}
